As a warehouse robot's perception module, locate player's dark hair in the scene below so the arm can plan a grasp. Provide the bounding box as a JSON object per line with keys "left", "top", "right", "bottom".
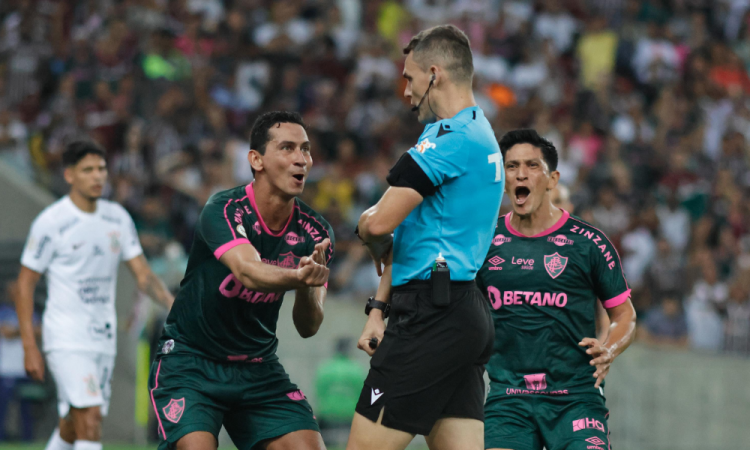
{"left": 499, "top": 129, "right": 558, "bottom": 172}
{"left": 249, "top": 111, "right": 306, "bottom": 156}
{"left": 403, "top": 25, "right": 473, "bottom": 85}
{"left": 62, "top": 141, "right": 106, "bottom": 167}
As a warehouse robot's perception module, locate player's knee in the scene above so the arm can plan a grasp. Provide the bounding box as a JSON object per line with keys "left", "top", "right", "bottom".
{"left": 73, "top": 407, "right": 102, "bottom": 440}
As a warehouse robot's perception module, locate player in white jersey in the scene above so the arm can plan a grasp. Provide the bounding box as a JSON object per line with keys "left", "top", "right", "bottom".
{"left": 14, "top": 141, "right": 174, "bottom": 450}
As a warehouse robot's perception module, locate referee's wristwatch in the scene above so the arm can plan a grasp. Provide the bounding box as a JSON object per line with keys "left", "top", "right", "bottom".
{"left": 365, "top": 297, "right": 390, "bottom": 319}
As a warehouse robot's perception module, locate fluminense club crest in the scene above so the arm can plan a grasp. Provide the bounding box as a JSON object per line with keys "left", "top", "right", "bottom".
{"left": 544, "top": 253, "right": 568, "bottom": 279}
{"left": 163, "top": 398, "right": 185, "bottom": 423}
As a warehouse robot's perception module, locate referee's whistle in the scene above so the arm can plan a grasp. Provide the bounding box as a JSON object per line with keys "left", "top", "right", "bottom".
{"left": 368, "top": 337, "right": 379, "bottom": 349}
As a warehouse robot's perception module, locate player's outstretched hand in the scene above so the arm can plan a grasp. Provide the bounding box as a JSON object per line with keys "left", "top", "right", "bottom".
{"left": 579, "top": 337, "right": 614, "bottom": 388}
{"left": 310, "top": 238, "right": 331, "bottom": 266}
{"left": 297, "top": 256, "right": 329, "bottom": 287}
{"left": 24, "top": 344, "right": 45, "bottom": 382}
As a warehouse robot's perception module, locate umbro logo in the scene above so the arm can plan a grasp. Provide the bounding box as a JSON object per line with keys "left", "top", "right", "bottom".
{"left": 93, "top": 245, "right": 105, "bottom": 256}
{"left": 73, "top": 242, "right": 85, "bottom": 250}
{"left": 370, "top": 388, "right": 384, "bottom": 405}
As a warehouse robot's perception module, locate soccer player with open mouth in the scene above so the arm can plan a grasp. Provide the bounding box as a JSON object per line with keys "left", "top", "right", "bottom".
{"left": 477, "top": 129, "right": 637, "bottom": 450}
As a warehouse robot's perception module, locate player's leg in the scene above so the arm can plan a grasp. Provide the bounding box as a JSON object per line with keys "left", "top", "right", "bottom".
{"left": 69, "top": 405, "right": 102, "bottom": 441}
{"left": 424, "top": 362, "right": 486, "bottom": 450}
{"left": 425, "top": 417, "right": 483, "bottom": 450}
{"left": 346, "top": 410, "right": 415, "bottom": 450}
{"left": 260, "top": 429, "right": 325, "bottom": 450}
{"left": 44, "top": 419, "right": 75, "bottom": 450}
{"left": 222, "top": 360, "right": 324, "bottom": 450}
{"left": 537, "top": 394, "right": 610, "bottom": 450}
{"left": 45, "top": 352, "right": 109, "bottom": 450}
{"left": 148, "top": 354, "right": 225, "bottom": 450}
{"left": 484, "top": 394, "right": 543, "bottom": 450}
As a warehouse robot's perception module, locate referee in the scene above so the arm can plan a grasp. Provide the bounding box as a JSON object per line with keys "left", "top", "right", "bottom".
{"left": 347, "top": 25, "right": 505, "bottom": 450}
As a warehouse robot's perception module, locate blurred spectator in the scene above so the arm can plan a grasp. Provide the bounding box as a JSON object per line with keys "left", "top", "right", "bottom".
{"left": 685, "top": 257, "right": 728, "bottom": 352}
{"left": 314, "top": 337, "right": 365, "bottom": 447}
{"left": 638, "top": 294, "right": 689, "bottom": 348}
{"left": 724, "top": 275, "right": 750, "bottom": 355}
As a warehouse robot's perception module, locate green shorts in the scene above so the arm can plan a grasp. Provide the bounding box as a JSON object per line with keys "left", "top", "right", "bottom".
{"left": 484, "top": 393, "right": 610, "bottom": 450}
{"left": 148, "top": 353, "right": 319, "bottom": 450}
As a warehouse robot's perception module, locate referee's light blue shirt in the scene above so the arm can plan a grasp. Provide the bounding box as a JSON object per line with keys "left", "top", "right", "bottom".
{"left": 392, "top": 106, "right": 505, "bottom": 286}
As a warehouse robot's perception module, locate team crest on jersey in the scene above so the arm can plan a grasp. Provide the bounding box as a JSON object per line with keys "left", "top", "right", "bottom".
{"left": 544, "top": 253, "right": 568, "bottom": 279}
{"left": 162, "top": 398, "right": 185, "bottom": 423}
{"left": 415, "top": 138, "right": 436, "bottom": 154}
{"left": 277, "top": 252, "right": 302, "bottom": 269}
{"left": 108, "top": 231, "right": 121, "bottom": 253}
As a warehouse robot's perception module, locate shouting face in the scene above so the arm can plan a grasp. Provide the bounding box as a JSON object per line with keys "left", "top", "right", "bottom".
{"left": 504, "top": 143, "right": 559, "bottom": 217}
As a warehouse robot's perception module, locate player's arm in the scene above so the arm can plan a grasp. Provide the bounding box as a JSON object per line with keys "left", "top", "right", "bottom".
{"left": 292, "top": 239, "right": 332, "bottom": 338}
{"left": 595, "top": 300, "right": 611, "bottom": 342}
{"left": 580, "top": 299, "right": 636, "bottom": 388}
{"left": 357, "top": 187, "right": 422, "bottom": 274}
{"left": 14, "top": 266, "right": 45, "bottom": 381}
{"left": 220, "top": 242, "right": 328, "bottom": 292}
{"left": 125, "top": 255, "right": 175, "bottom": 309}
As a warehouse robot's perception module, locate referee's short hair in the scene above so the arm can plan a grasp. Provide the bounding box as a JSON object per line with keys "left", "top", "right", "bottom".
{"left": 499, "top": 129, "right": 558, "bottom": 172}
{"left": 62, "top": 141, "right": 106, "bottom": 167}
{"left": 403, "top": 25, "right": 473, "bottom": 85}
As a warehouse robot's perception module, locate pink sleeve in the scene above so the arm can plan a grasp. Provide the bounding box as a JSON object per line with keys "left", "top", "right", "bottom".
{"left": 601, "top": 289, "right": 631, "bottom": 309}
{"left": 214, "top": 238, "right": 250, "bottom": 260}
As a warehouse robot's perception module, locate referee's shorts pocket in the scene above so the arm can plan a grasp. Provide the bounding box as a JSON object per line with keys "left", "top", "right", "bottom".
{"left": 389, "top": 291, "right": 420, "bottom": 329}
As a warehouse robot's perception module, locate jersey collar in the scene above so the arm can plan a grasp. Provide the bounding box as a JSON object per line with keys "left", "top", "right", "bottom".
{"left": 245, "top": 182, "right": 295, "bottom": 237}
{"left": 505, "top": 209, "right": 570, "bottom": 238}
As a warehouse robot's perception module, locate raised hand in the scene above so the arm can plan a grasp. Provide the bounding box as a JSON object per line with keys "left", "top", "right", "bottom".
{"left": 296, "top": 256, "right": 329, "bottom": 287}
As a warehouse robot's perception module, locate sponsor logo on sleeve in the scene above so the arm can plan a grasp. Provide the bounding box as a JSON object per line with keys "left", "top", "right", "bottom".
{"left": 162, "top": 398, "right": 185, "bottom": 423}
{"left": 544, "top": 253, "right": 568, "bottom": 279}
{"left": 253, "top": 221, "right": 261, "bottom": 235}
{"left": 570, "top": 225, "right": 617, "bottom": 270}
{"left": 237, "top": 224, "right": 247, "bottom": 238}
{"left": 34, "top": 235, "right": 51, "bottom": 259}
{"left": 84, "top": 375, "right": 99, "bottom": 396}
{"left": 415, "top": 138, "right": 436, "bottom": 154}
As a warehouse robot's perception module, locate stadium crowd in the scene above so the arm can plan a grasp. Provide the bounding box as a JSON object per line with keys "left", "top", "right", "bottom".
{"left": 1, "top": 0, "right": 750, "bottom": 357}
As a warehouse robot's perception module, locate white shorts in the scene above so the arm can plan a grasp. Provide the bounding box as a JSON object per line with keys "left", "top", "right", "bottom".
{"left": 46, "top": 351, "right": 115, "bottom": 418}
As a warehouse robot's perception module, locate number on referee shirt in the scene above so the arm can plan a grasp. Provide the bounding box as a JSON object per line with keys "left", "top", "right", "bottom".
{"left": 488, "top": 153, "right": 503, "bottom": 182}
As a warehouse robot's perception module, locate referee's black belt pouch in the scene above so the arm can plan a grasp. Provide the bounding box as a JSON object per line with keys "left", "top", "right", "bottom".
{"left": 392, "top": 280, "right": 475, "bottom": 296}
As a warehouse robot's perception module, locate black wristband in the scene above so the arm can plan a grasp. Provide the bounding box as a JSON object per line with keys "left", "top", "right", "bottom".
{"left": 365, "top": 297, "right": 390, "bottom": 319}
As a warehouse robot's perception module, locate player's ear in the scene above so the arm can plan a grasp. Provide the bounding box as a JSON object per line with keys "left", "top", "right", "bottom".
{"left": 248, "top": 149, "right": 263, "bottom": 174}
{"left": 63, "top": 166, "right": 75, "bottom": 185}
{"left": 547, "top": 170, "right": 560, "bottom": 191}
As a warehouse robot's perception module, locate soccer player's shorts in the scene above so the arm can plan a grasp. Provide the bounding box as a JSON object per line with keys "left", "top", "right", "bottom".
{"left": 148, "top": 353, "right": 319, "bottom": 450}
{"left": 45, "top": 350, "right": 115, "bottom": 417}
{"left": 355, "top": 280, "right": 494, "bottom": 435}
{"left": 484, "top": 392, "right": 611, "bottom": 450}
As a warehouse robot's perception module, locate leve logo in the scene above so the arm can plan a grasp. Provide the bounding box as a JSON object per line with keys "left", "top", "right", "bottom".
{"left": 544, "top": 253, "right": 568, "bottom": 279}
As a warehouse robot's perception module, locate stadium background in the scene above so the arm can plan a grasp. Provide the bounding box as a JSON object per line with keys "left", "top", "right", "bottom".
{"left": 1, "top": 0, "right": 750, "bottom": 449}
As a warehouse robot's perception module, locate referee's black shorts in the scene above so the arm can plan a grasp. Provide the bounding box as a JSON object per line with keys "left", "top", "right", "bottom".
{"left": 355, "top": 279, "right": 494, "bottom": 435}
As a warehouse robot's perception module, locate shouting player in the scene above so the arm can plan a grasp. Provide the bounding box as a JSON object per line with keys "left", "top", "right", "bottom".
{"left": 477, "top": 129, "right": 637, "bottom": 450}
{"left": 148, "top": 111, "right": 334, "bottom": 450}
{"left": 16, "top": 141, "right": 174, "bottom": 450}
